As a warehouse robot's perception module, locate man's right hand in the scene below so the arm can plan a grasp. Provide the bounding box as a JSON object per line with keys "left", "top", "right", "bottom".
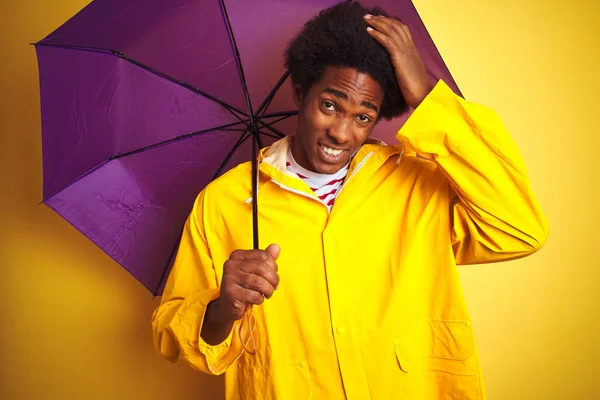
{"left": 201, "top": 244, "right": 280, "bottom": 345}
{"left": 219, "top": 243, "right": 281, "bottom": 321}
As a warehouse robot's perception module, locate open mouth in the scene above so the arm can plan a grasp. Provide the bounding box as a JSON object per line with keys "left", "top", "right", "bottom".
{"left": 319, "top": 144, "right": 344, "bottom": 157}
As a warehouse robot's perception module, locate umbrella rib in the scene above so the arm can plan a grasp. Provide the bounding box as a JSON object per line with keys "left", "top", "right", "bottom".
{"left": 256, "top": 70, "right": 291, "bottom": 116}
{"left": 258, "top": 131, "right": 282, "bottom": 140}
{"left": 218, "top": 128, "right": 248, "bottom": 132}
{"left": 261, "top": 110, "right": 299, "bottom": 119}
{"left": 257, "top": 121, "right": 287, "bottom": 138}
{"left": 258, "top": 111, "right": 296, "bottom": 137}
{"left": 108, "top": 120, "right": 249, "bottom": 161}
{"left": 212, "top": 128, "right": 252, "bottom": 180}
{"left": 113, "top": 50, "right": 249, "bottom": 122}
{"left": 43, "top": 159, "right": 110, "bottom": 203}
{"left": 260, "top": 114, "right": 294, "bottom": 129}
{"left": 218, "top": 0, "right": 255, "bottom": 118}
{"left": 34, "top": 43, "right": 249, "bottom": 122}
{"left": 42, "top": 120, "right": 248, "bottom": 202}
{"left": 154, "top": 230, "right": 184, "bottom": 296}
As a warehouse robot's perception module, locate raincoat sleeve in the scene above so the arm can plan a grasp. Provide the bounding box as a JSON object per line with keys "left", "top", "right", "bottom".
{"left": 151, "top": 189, "right": 245, "bottom": 375}
{"left": 396, "top": 79, "right": 549, "bottom": 264}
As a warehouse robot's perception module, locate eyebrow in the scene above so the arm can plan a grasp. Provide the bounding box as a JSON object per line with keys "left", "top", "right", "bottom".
{"left": 323, "top": 88, "right": 379, "bottom": 113}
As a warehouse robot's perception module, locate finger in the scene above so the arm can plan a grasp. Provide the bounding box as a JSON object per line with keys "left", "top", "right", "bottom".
{"left": 232, "top": 249, "right": 275, "bottom": 262}
{"left": 364, "top": 14, "right": 405, "bottom": 30}
{"left": 228, "top": 257, "right": 279, "bottom": 289}
{"left": 220, "top": 285, "right": 252, "bottom": 320}
{"left": 228, "top": 299, "right": 247, "bottom": 320}
{"left": 364, "top": 15, "right": 410, "bottom": 42}
{"left": 234, "top": 283, "right": 265, "bottom": 306}
{"left": 366, "top": 26, "right": 395, "bottom": 52}
{"left": 239, "top": 271, "right": 276, "bottom": 299}
{"left": 229, "top": 249, "right": 246, "bottom": 260}
{"left": 363, "top": 15, "right": 399, "bottom": 36}
{"left": 226, "top": 259, "right": 279, "bottom": 292}
{"left": 252, "top": 262, "right": 280, "bottom": 289}
{"left": 394, "top": 20, "right": 413, "bottom": 41}
{"left": 236, "top": 254, "right": 279, "bottom": 276}
{"left": 265, "top": 243, "right": 281, "bottom": 261}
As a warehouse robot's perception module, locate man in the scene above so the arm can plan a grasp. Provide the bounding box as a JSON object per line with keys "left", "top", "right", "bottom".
{"left": 152, "top": 3, "right": 548, "bottom": 399}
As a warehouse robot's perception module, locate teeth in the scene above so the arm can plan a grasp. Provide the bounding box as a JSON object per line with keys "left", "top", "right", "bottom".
{"left": 321, "top": 145, "right": 343, "bottom": 156}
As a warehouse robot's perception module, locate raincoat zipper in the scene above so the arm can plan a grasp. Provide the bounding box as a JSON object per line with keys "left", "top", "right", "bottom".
{"left": 336, "top": 151, "right": 374, "bottom": 198}
{"left": 271, "top": 180, "right": 327, "bottom": 210}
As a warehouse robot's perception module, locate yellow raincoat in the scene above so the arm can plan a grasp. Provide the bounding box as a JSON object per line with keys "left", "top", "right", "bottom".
{"left": 152, "top": 80, "right": 548, "bottom": 399}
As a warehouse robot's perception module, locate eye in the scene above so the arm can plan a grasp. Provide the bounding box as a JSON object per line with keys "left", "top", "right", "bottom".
{"left": 322, "top": 101, "right": 336, "bottom": 112}
{"left": 356, "top": 114, "right": 371, "bottom": 123}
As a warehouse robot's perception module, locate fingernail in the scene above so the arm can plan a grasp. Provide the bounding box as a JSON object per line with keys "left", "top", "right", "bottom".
{"left": 366, "top": 27, "right": 373, "bottom": 31}
{"left": 364, "top": 14, "right": 372, "bottom": 19}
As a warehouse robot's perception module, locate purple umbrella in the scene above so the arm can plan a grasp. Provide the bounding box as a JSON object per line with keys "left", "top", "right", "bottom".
{"left": 34, "top": 0, "right": 461, "bottom": 295}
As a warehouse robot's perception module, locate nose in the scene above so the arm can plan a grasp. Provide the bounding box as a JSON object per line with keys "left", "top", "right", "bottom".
{"left": 327, "top": 116, "right": 351, "bottom": 145}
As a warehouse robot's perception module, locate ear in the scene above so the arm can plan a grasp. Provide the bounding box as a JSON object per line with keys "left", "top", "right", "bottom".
{"left": 292, "top": 84, "right": 304, "bottom": 107}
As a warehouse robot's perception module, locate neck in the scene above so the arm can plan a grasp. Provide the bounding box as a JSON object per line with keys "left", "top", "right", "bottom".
{"left": 290, "top": 136, "right": 315, "bottom": 172}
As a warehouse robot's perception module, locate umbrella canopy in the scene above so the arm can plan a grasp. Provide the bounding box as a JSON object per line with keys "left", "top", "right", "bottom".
{"left": 35, "top": 0, "right": 461, "bottom": 295}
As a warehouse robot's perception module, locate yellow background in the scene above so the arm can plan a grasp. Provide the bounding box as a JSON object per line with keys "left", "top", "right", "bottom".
{"left": 1, "top": 0, "right": 598, "bottom": 398}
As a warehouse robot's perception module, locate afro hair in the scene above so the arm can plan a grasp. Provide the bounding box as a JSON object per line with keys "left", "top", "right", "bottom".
{"left": 284, "top": 1, "right": 408, "bottom": 120}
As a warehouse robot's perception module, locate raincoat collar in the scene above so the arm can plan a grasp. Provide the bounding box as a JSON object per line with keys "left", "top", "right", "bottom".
{"left": 257, "top": 136, "right": 405, "bottom": 196}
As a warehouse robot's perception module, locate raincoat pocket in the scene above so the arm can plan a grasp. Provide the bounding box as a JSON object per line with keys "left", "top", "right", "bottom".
{"left": 394, "top": 320, "right": 478, "bottom": 376}
{"left": 393, "top": 320, "right": 482, "bottom": 399}
{"left": 237, "top": 359, "right": 312, "bottom": 400}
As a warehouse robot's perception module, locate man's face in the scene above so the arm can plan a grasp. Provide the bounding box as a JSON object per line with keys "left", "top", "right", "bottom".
{"left": 291, "top": 66, "right": 384, "bottom": 175}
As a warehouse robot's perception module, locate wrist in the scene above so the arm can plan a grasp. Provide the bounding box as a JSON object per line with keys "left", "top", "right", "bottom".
{"left": 202, "top": 298, "right": 236, "bottom": 345}
{"left": 209, "top": 297, "right": 237, "bottom": 324}
{"left": 407, "top": 82, "right": 434, "bottom": 109}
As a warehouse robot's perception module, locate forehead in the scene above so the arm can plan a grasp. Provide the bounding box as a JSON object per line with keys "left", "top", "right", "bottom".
{"left": 312, "top": 66, "right": 384, "bottom": 105}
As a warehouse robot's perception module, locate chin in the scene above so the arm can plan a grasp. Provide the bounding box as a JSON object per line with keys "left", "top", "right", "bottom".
{"left": 316, "top": 163, "right": 342, "bottom": 175}
{"left": 307, "top": 149, "right": 348, "bottom": 174}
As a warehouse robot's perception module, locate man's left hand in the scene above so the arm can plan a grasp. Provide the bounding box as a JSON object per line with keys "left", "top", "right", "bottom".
{"left": 364, "top": 14, "right": 434, "bottom": 109}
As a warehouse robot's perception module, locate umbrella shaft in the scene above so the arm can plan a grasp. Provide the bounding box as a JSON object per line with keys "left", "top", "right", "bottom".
{"left": 251, "top": 127, "right": 259, "bottom": 250}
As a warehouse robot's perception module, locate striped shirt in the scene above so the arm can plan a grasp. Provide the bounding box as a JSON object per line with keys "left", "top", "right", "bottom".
{"left": 286, "top": 149, "right": 349, "bottom": 211}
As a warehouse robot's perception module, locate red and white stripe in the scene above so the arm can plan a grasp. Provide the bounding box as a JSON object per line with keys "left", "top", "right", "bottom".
{"left": 285, "top": 156, "right": 349, "bottom": 211}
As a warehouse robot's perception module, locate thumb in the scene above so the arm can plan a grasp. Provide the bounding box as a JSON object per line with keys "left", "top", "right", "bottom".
{"left": 265, "top": 243, "right": 281, "bottom": 261}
